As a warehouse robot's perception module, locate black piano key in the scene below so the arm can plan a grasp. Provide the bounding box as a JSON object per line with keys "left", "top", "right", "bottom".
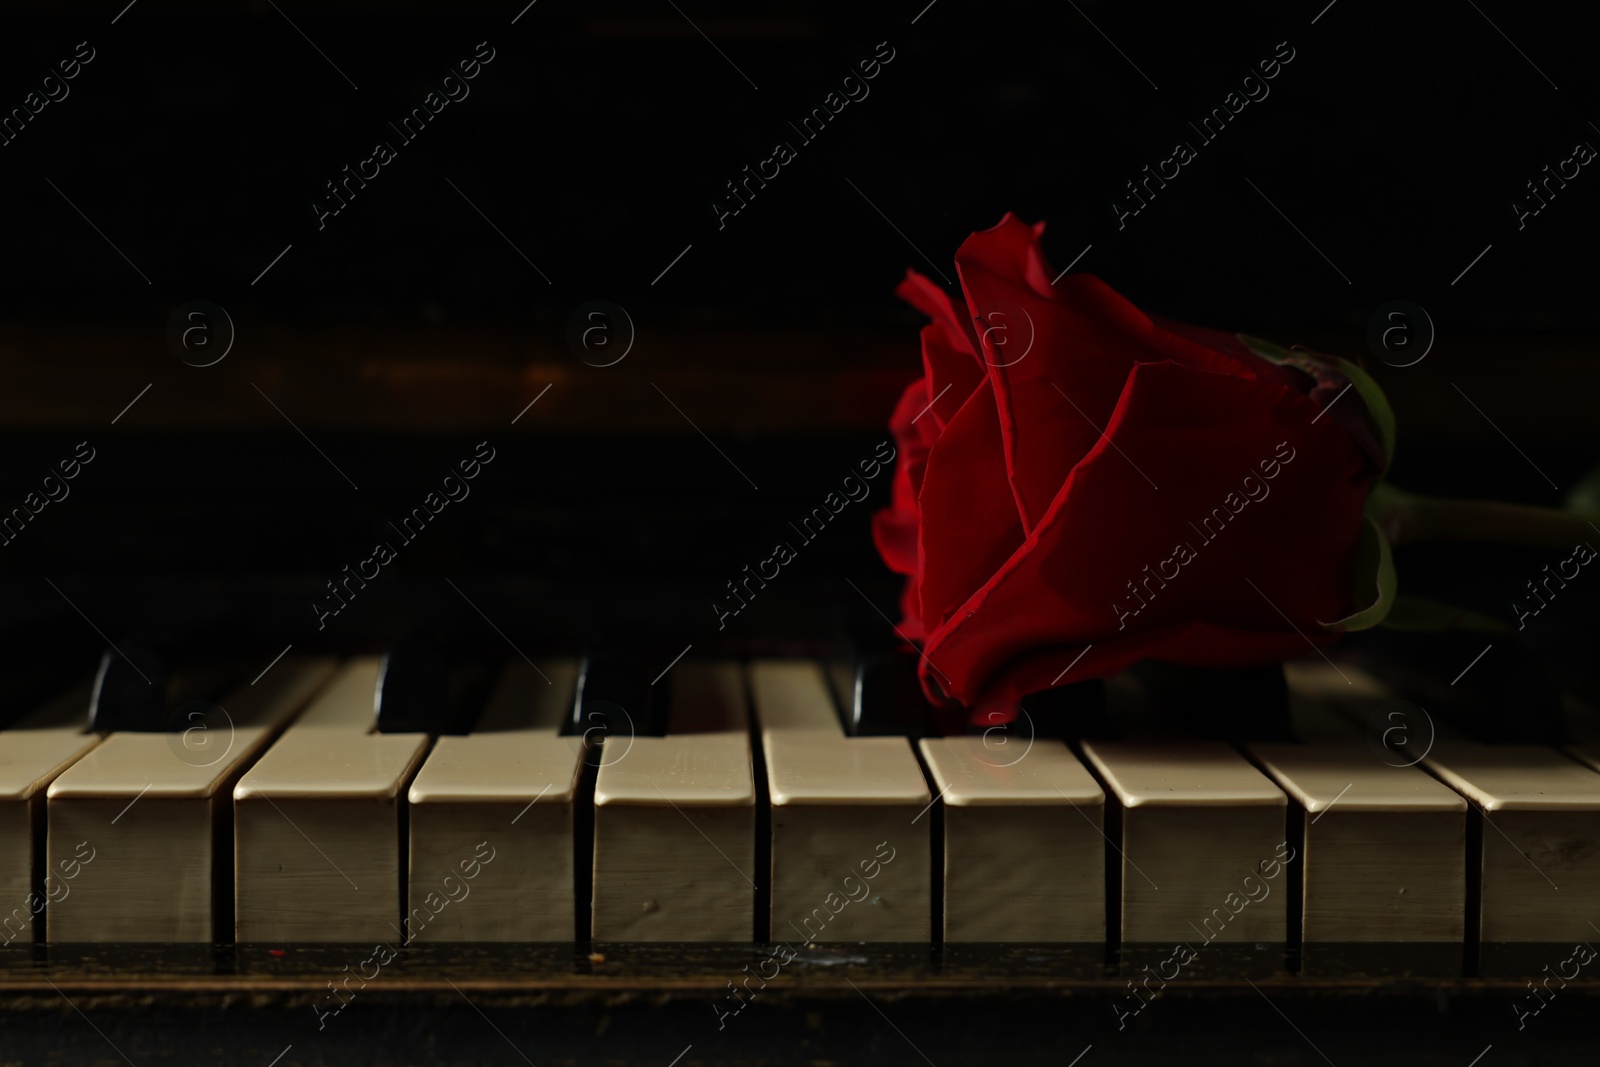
{"left": 945, "top": 680, "right": 1108, "bottom": 762}
{"left": 1352, "top": 629, "right": 1565, "bottom": 744}
{"left": 0, "top": 660, "right": 94, "bottom": 730}
{"left": 375, "top": 638, "right": 447, "bottom": 733}
{"left": 568, "top": 651, "right": 661, "bottom": 754}
{"left": 0, "top": 618, "right": 101, "bottom": 729}
{"left": 1127, "top": 661, "right": 1293, "bottom": 743}
{"left": 1018, "top": 679, "right": 1111, "bottom": 740}
{"left": 1354, "top": 539, "right": 1585, "bottom": 742}
{"left": 831, "top": 646, "right": 1111, "bottom": 742}
{"left": 1453, "top": 644, "right": 1564, "bottom": 744}
{"left": 832, "top": 648, "right": 932, "bottom": 738}
{"left": 88, "top": 644, "right": 170, "bottom": 732}
{"left": 375, "top": 637, "right": 495, "bottom": 734}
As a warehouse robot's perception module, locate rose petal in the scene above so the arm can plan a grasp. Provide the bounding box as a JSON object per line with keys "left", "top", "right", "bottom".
{"left": 914, "top": 376, "right": 1027, "bottom": 636}
{"left": 920, "top": 357, "right": 1369, "bottom": 708}
{"left": 965, "top": 620, "right": 1326, "bottom": 715}
{"left": 873, "top": 379, "right": 933, "bottom": 580}
{"left": 953, "top": 216, "right": 1260, "bottom": 533}
{"left": 920, "top": 325, "right": 984, "bottom": 432}
{"left": 896, "top": 268, "right": 979, "bottom": 357}
{"left": 871, "top": 497, "right": 920, "bottom": 576}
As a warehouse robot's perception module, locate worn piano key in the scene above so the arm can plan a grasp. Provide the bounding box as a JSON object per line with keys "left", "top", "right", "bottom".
{"left": 592, "top": 660, "right": 755, "bottom": 941}
{"left": 1080, "top": 740, "right": 1288, "bottom": 952}
{"left": 918, "top": 738, "right": 1104, "bottom": 941}
{"left": 752, "top": 659, "right": 931, "bottom": 942}
{"left": 1280, "top": 661, "right": 1396, "bottom": 742}
{"left": 1248, "top": 743, "right": 1466, "bottom": 945}
{"left": 1424, "top": 737, "right": 1600, "bottom": 948}
{"left": 48, "top": 659, "right": 336, "bottom": 942}
{"left": 1247, "top": 664, "right": 1468, "bottom": 968}
{"left": 406, "top": 659, "right": 584, "bottom": 941}
{"left": 0, "top": 684, "right": 99, "bottom": 946}
{"left": 1568, "top": 742, "right": 1600, "bottom": 775}
{"left": 234, "top": 658, "right": 430, "bottom": 943}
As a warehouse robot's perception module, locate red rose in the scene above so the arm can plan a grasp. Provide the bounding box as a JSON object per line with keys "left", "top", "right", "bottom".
{"left": 872, "top": 214, "right": 1387, "bottom": 717}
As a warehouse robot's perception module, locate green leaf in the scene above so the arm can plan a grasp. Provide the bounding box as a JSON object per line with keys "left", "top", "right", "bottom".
{"left": 1332, "top": 355, "right": 1397, "bottom": 475}
{"left": 1317, "top": 515, "right": 1396, "bottom": 632}
{"left": 1563, "top": 458, "right": 1600, "bottom": 514}
{"left": 1364, "top": 480, "right": 1410, "bottom": 517}
{"left": 1238, "top": 334, "right": 1396, "bottom": 473}
{"left": 1363, "top": 480, "right": 1411, "bottom": 542}
{"left": 1237, "top": 333, "right": 1301, "bottom": 365}
{"left": 1380, "top": 596, "right": 1511, "bottom": 634}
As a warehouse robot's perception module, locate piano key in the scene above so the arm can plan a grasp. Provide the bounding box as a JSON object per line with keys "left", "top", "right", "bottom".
{"left": 1357, "top": 628, "right": 1565, "bottom": 743}
{"left": 829, "top": 649, "right": 928, "bottom": 738}
{"left": 1423, "top": 736, "right": 1600, "bottom": 946}
{"left": 89, "top": 646, "right": 245, "bottom": 735}
{"left": 591, "top": 660, "right": 755, "bottom": 941}
{"left": 234, "top": 657, "right": 430, "bottom": 943}
{"left": 88, "top": 645, "right": 168, "bottom": 733}
{"left": 751, "top": 659, "right": 931, "bottom": 942}
{"left": 1079, "top": 740, "right": 1288, "bottom": 951}
{"left": 570, "top": 651, "right": 660, "bottom": 745}
{"left": 0, "top": 649, "right": 96, "bottom": 731}
{"left": 0, "top": 683, "right": 99, "bottom": 947}
{"left": 1568, "top": 742, "right": 1600, "bottom": 774}
{"left": 1249, "top": 664, "right": 1468, "bottom": 966}
{"left": 1247, "top": 741, "right": 1466, "bottom": 947}
{"left": 48, "top": 659, "right": 337, "bottom": 942}
{"left": 1017, "top": 679, "right": 1111, "bottom": 740}
{"left": 406, "top": 658, "right": 584, "bottom": 942}
{"left": 375, "top": 637, "right": 449, "bottom": 734}
{"left": 1281, "top": 661, "right": 1397, "bottom": 743}
{"left": 375, "top": 637, "right": 496, "bottom": 735}
{"left": 1562, "top": 695, "right": 1600, "bottom": 745}
{"left": 1129, "top": 662, "right": 1293, "bottom": 742}
{"left": 918, "top": 737, "right": 1104, "bottom": 942}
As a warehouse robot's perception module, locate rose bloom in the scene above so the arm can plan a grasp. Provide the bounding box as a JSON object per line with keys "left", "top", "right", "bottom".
{"left": 872, "top": 214, "right": 1384, "bottom": 717}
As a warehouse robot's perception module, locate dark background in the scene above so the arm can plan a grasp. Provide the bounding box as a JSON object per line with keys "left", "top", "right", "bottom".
{"left": 1, "top": 0, "right": 1596, "bottom": 329}
{"left": 0, "top": 0, "right": 1595, "bottom": 658}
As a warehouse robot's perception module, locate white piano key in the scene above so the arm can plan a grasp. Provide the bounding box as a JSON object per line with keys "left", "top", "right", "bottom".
{"left": 1080, "top": 740, "right": 1287, "bottom": 947}
{"left": 752, "top": 659, "right": 930, "bottom": 943}
{"left": 406, "top": 659, "right": 584, "bottom": 942}
{"left": 234, "top": 657, "right": 429, "bottom": 943}
{"left": 918, "top": 738, "right": 1103, "bottom": 942}
{"left": 48, "top": 659, "right": 336, "bottom": 942}
{"left": 1426, "top": 737, "right": 1600, "bottom": 942}
{"left": 1568, "top": 742, "right": 1600, "bottom": 774}
{"left": 1282, "top": 661, "right": 1396, "bottom": 742}
{"left": 1249, "top": 743, "right": 1466, "bottom": 943}
{"left": 592, "top": 660, "right": 755, "bottom": 941}
{"left": 0, "top": 684, "right": 99, "bottom": 947}
{"left": 1253, "top": 664, "right": 1468, "bottom": 947}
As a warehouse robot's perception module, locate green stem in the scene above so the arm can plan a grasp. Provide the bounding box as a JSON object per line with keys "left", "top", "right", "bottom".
{"left": 1374, "top": 484, "right": 1600, "bottom": 548}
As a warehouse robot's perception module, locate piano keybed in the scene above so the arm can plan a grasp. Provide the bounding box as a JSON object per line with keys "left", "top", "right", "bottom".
{"left": 4, "top": 651, "right": 1600, "bottom": 986}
